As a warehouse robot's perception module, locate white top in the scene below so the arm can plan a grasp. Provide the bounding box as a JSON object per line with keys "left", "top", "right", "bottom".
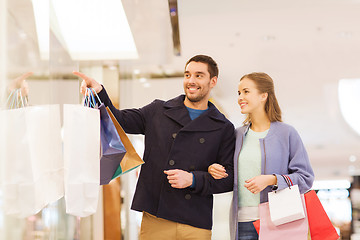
{"left": 237, "top": 128, "right": 269, "bottom": 222}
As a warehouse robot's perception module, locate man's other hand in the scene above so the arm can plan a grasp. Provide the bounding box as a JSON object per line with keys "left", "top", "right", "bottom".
{"left": 164, "top": 169, "right": 193, "bottom": 189}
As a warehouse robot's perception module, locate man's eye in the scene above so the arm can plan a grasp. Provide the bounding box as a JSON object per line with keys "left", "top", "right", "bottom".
{"left": 196, "top": 75, "right": 202, "bottom": 78}
{"left": 185, "top": 74, "right": 190, "bottom": 78}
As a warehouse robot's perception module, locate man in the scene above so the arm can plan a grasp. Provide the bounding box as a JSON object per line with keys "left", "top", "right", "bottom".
{"left": 74, "top": 55, "right": 235, "bottom": 240}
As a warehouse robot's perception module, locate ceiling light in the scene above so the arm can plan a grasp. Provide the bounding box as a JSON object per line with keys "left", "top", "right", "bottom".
{"left": 19, "top": 30, "right": 28, "bottom": 40}
{"left": 339, "top": 31, "right": 353, "bottom": 38}
{"left": 31, "top": 0, "right": 49, "bottom": 60}
{"left": 338, "top": 79, "right": 360, "bottom": 136}
{"left": 312, "top": 180, "right": 351, "bottom": 190}
{"left": 349, "top": 155, "right": 357, "bottom": 163}
{"left": 49, "top": 0, "right": 138, "bottom": 61}
{"left": 262, "top": 35, "right": 276, "bottom": 41}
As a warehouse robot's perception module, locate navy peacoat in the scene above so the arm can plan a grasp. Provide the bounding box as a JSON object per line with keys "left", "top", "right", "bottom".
{"left": 98, "top": 88, "right": 235, "bottom": 230}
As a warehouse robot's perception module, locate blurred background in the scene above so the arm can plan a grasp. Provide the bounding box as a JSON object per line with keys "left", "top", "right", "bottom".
{"left": 0, "top": 0, "right": 360, "bottom": 239}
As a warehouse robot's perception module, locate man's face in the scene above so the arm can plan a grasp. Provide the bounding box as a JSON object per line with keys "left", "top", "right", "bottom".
{"left": 183, "top": 61, "right": 216, "bottom": 103}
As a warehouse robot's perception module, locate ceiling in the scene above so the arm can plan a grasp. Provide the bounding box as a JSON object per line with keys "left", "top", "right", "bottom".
{"left": 5, "top": 0, "right": 360, "bottom": 180}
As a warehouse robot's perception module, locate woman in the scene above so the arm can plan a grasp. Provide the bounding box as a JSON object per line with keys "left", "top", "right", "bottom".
{"left": 208, "top": 72, "right": 314, "bottom": 240}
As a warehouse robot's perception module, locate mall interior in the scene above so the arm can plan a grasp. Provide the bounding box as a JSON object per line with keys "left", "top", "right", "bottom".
{"left": 0, "top": 0, "right": 360, "bottom": 239}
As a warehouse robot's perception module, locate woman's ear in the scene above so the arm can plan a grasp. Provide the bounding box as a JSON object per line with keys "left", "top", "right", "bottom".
{"left": 261, "top": 92, "right": 268, "bottom": 102}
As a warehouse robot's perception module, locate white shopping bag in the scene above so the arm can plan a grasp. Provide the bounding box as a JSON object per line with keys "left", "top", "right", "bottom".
{"left": 63, "top": 104, "right": 100, "bottom": 217}
{"left": 268, "top": 184, "right": 305, "bottom": 226}
{"left": 0, "top": 105, "right": 64, "bottom": 218}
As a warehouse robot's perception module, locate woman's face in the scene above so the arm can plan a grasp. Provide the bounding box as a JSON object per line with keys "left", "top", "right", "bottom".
{"left": 237, "top": 78, "right": 267, "bottom": 114}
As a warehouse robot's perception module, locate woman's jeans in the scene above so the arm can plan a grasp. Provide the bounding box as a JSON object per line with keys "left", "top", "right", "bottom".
{"left": 238, "top": 221, "right": 259, "bottom": 240}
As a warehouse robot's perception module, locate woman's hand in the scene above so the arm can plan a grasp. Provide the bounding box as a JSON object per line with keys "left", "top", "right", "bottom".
{"left": 244, "top": 175, "right": 277, "bottom": 194}
{"left": 208, "top": 163, "right": 228, "bottom": 179}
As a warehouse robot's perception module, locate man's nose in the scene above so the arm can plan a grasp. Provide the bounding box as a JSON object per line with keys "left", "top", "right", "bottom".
{"left": 188, "top": 75, "right": 196, "bottom": 83}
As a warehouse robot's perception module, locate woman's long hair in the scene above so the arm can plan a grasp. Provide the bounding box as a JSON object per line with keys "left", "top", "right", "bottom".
{"left": 241, "top": 72, "right": 282, "bottom": 125}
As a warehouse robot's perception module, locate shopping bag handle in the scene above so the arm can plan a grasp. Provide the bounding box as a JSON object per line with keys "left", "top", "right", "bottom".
{"left": 6, "top": 89, "right": 17, "bottom": 108}
{"left": 84, "top": 88, "right": 95, "bottom": 108}
{"left": 18, "top": 89, "right": 26, "bottom": 107}
{"left": 6, "top": 89, "right": 27, "bottom": 109}
{"left": 281, "top": 175, "right": 293, "bottom": 189}
{"left": 84, "top": 88, "right": 103, "bottom": 108}
{"left": 90, "top": 88, "right": 102, "bottom": 104}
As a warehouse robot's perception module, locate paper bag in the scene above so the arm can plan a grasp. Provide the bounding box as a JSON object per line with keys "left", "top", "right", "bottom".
{"left": 63, "top": 104, "right": 100, "bottom": 217}
{"left": 305, "top": 190, "right": 339, "bottom": 240}
{"left": 268, "top": 184, "right": 305, "bottom": 226}
{"left": 0, "top": 105, "right": 63, "bottom": 218}
{"left": 106, "top": 107, "right": 144, "bottom": 178}
{"left": 259, "top": 195, "right": 308, "bottom": 240}
{"left": 98, "top": 104, "right": 126, "bottom": 185}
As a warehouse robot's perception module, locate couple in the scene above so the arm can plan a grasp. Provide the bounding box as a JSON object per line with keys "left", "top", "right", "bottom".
{"left": 75, "top": 55, "right": 314, "bottom": 240}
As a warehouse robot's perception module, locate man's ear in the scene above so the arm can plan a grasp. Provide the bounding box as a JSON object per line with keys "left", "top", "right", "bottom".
{"left": 210, "top": 76, "right": 218, "bottom": 88}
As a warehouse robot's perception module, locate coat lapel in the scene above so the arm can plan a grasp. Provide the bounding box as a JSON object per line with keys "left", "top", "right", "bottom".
{"left": 163, "top": 95, "right": 191, "bottom": 127}
{"left": 163, "top": 95, "right": 226, "bottom": 132}
{"left": 181, "top": 107, "right": 226, "bottom": 132}
{"left": 164, "top": 106, "right": 191, "bottom": 127}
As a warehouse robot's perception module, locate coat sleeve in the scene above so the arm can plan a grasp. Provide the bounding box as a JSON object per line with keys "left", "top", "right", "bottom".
{"left": 274, "top": 127, "right": 314, "bottom": 194}
{"left": 191, "top": 122, "right": 235, "bottom": 196}
{"left": 97, "top": 86, "right": 156, "bottom": 134}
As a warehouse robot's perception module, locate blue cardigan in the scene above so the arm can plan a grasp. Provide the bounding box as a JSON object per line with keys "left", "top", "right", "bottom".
{"left": 230, "top": 121, "right": 314, "bottom": 239}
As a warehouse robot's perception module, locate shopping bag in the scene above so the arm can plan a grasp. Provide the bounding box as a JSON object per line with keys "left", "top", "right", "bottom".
{"left": 268, "top": 175, "right": 305, "bottom": 226}
{"left": 254, "top": 220, "right": 312, "bottom": 240}
{"left": 259, "top": 195, "right": 308, "bottom": 240}
{"left": 98, "top": 103, "right": 126, "bottom": 185}
{"left": 253, "top": 219, "right": 260, "bottom": 234}
{"left": 0, "top": 104, "right": 63, "bottom": 218}
{"left": 106, "top": 107, "right": 144, "bottom": 178}
{"left": 63, "top": 104, "right": 100, "bottom": 217}
{"left": 84, "top": 88, "right": 126, "bottom": 184}
{"left": 304, "top": 190, "right": 339, "bottom": 240}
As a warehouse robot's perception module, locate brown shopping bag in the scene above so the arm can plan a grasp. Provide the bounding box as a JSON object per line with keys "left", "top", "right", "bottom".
{"left": 106, "top": 107, "right": 144, "bottom": 179}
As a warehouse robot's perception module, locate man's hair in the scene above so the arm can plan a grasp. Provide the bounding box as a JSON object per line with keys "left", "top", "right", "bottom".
{"left": 240, "top": 72, "right": 282, "bottom": 125}
{"left": 185, "top": 55, "right": 219, "bottom": 78}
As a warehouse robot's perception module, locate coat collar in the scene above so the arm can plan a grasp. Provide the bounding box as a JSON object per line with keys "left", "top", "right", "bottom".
{"left": 239, "top": 121, "right": 281, "bottom": 139}
{"left": 164, "top": 95, "right": 228, "bottom": 132}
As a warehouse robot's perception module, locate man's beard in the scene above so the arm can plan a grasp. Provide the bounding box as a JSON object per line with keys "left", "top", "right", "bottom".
{"left": 185, "top": 83, "right": 210, "bottom": 103}
{"left": 186, "top": 93, "right": 205, "bottom": 103}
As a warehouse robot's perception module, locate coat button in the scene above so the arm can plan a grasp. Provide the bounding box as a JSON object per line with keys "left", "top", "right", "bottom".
{"left": 169, "top": 160, "right": 175, "bottom": 166}
{"left": 199, "top": 138, "right": 205, "bottom": 144}
{"left": 185, "top": 194, "right": 191, "bottom": 200}
{"left": 189, "top": 165, "right": 195, "bottom": 171}
{"left": 172, "top": 133, "right": 177, "bottom": 139}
